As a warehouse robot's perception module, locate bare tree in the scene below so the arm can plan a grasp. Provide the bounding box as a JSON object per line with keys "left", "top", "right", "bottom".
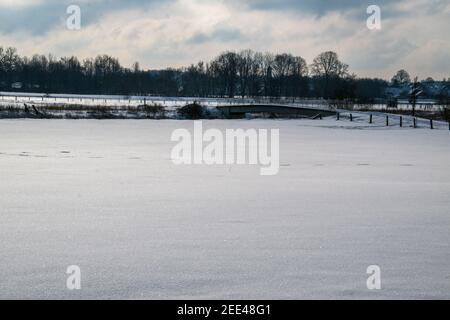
{"left": 292, "top": 56, "right": 308, "bottom": 78}
{"left": 0, "top": 47, "right": 21, "bottom": 86}
{"left": 249, "top": 51, "right": 263, "bottom": 96}
{"left": 237, "top": 49, "right": 253, "bottom": 98}
{"left": 262, "top": 53, "right": 275, "bottom": 97}
{"left": 311, "top": 51, "right": 348, "bottom": 79}
{"left": 210, "top": 51, "right": 239, "bottom": 98}
{"left": 311, "top": 51, "right": 349, "bottom": 98}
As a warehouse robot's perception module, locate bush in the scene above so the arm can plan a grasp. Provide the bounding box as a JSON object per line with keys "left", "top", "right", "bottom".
{"left": 141, "top": 104, "right": 165, "bottom": 119}
{"left": 177, "top": 102, "right": 206, "bottom": 119}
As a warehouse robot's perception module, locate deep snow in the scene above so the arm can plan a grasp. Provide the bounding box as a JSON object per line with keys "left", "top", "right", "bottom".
{"left": 0, "top": 119, "right": 449, "bottom": 299}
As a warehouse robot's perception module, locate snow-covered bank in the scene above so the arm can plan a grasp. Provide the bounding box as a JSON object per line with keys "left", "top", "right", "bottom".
{"left": 0, "top": 119, "right": 449, "bottom": 299}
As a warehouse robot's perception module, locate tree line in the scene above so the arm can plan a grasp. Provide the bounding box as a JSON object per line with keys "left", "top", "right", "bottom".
{"left": 0, "top": 46, "right": 446, "bottom": 101}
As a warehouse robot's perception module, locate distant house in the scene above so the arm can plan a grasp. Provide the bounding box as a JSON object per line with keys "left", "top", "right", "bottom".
{"left": 422, "top": 81, "right": 450, "bottom": 97}
{"left": 384, "top": 81, "right": 450, "bottom": 100}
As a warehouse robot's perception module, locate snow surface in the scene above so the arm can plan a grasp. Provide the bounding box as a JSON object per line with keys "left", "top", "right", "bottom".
{"left": 0, "top": 118, "right": 450, "bottom": 299}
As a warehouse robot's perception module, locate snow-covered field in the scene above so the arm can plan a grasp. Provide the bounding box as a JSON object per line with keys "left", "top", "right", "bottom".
{"left": 0, "top": 118, "right": 449, "bottom": 299}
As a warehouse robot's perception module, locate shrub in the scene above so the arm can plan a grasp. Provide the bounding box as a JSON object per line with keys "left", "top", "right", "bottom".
{"left": 141, "top": 104, "right": 165, "bottom": 119}
{"left": 177, "top": 102, "right": 206, "bottom": 119}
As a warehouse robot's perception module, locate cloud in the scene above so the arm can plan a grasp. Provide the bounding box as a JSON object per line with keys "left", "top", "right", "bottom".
{"left": 0, "top": 0, "right": 44, "bottom": 8}
{"left": 234, "top": 0, "right": 406, "bottom": 16}
{"left": 0, "top": 0, "right": 174, "bottom": 35}
{"left": 187, "top": 27, "right": 245, "bottom": 44}
{"left": 0, "top": 0, "right": 449, "bottom": 79}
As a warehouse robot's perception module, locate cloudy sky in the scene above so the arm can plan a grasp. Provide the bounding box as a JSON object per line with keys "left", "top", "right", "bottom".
{"left": 0, "top": 0, "right": 449, "bottom": 79}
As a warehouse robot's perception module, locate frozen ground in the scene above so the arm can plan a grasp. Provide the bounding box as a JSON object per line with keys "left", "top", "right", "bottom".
{"left": 0, "top": 118, "right": 449, "bottom": 299}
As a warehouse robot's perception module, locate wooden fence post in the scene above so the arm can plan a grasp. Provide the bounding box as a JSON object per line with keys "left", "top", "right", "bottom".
{"left": 430, "top": 119, "right": 433, "bottom": 130}
{"left": 336, "top": 112, "right": 340, "bottom": 120}
{"left": 350, "top": 114, "right": 353, "bottom": 122}
{"left": 386, "top": 115, "right": 389, "bottom": 126}
{"left": 369, "top": 114, "right": 373, "bottom": 124}
{"left": 413, "top": 118, "right": 417, "bottom": 128}
{"left": 400, "top": 116, "right": 403, "bottom": 127}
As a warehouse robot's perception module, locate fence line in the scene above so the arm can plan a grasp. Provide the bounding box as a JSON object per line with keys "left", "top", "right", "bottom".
{"left": 336, "top": 110, "right": 449, "bottom": 130}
